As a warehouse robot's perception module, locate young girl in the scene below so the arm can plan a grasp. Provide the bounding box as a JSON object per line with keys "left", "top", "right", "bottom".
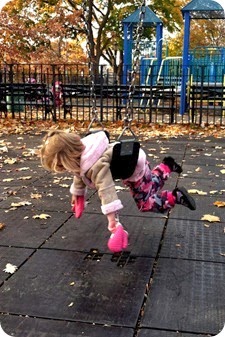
{"left": 40, "top": 130, "right": 196, "bottom": 253}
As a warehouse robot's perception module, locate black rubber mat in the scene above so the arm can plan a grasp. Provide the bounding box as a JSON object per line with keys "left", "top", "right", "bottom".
{"left": 0, "top": 185, "right": 72, "bottom": 212}
{"left": 43, "top": 212, "right": 166, "bottom": 256}
{"left": 177, "top": 176, "right": 225, "bottom": 195}
{"left": 0, "top": 246, "right": 34, "bottom": 284}
{"left": 1, "top": 209, "right": 70, "bottom": 248}
{"left": 141, "top": 258, "right": 225, "bottom": 335}
{"left": 137, "top": 328, "right": 206, "bottom": 337}
{"left": 169, "top": 194, "right": 225, "bottom": 221}
{"left": 0, "top": 315, "right": 134, "bottom": 337}
{"left": 160, "top": 218, "right": 225, "bottom": 262}
{"left": 0, "top": 249, "right": 154, "bottom": 327}
{"left": 181, "top": 163, "right": 225, "bottom": 180}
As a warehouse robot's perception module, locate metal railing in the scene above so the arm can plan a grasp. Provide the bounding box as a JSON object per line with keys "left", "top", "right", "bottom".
{"left": 1, "top": 62, "right": 225, "bottom": 125}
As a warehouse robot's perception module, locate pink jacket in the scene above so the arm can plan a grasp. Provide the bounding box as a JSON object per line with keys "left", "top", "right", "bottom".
{"left": 70, "top": 131, "right": 146, "bottom": 215}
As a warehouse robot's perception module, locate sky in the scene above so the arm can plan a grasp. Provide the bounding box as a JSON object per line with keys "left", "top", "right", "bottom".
{"left": 0, "top": 0, "right": 10, "bottom": 10}
{"left": 0, "top": 0, "right": 225, "bottom": 11}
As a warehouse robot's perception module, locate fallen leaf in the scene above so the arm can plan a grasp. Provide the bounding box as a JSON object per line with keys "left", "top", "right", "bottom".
{"left": 68, "top": 302, "right": 74, "bottom": 307}
{"left": 201, "top": 214, "right": 220, "bottom": 222}
{"left": 3, "top": 178, "right": 14, "bottom": 182}
{"left": 32, "top": 213, "right": 51, "bottom": 219}
{"left": 214, "top": 201, "right": 225, "bottom": 207}
{"left": 4, "top": 158, "right": 17, "bottom": 164}
{"left": 0, "top": 146, "right": 8, "bottom": 153}
{"left": 31, "top": 193, "right": 42, "bottom": 199}
{"left": 16, "top": 167, "right": 30, "bottom": 171}
{"left": 59, "top": 184, "right": 69, "bottom": 188}
{"left": 209, "top": 190, "right": 219, "bottom": 194}
{"left": 0, "top": 223, "right": 5, "bottom": 230}
{"left": 3, "top": 263, "right": 18, "bottom": 274}
{"left": 220, "top": 169, "right": 225, "bottom": 174}
{"left": 188, "top": 189, "right": 207, "bottom": 195}
{"left": 11, "top": 201, "right": 32, "bottom": 207}
{"left": 17, "top": 176, "right": 32, "bottom": 180}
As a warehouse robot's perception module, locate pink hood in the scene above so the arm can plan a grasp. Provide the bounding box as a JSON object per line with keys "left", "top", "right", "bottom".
{"left": 80, "top": 131, "right": 109, "bottom": 176}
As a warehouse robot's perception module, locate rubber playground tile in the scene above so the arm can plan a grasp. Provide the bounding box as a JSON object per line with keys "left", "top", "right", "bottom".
{"left": 43, "top": 212, "right": 166, "bottom": 256}
{"left": 1, "top": 165, "right": 43, "bottom": 187}
{"left": 178, "top": 176, "right": 225, "bottom": 195}
{"left": 184, "top": 156, "right": 223, "bottom": 168}
{"left": 0, "top": 186, "right": 22, "bottom": 202}
{"left": 170, "top": 194, "right": 225, "bottom": 222}
{"left": 180, "top": 163, "right": 225, "bottom": 180}
{"left": 0, "top": 184, "right": 72, "bottom": 212}
{"left": 160, "top": 218, "right": 225, "bottom": 262}
{"left": 184, "top": 141, "right": 225, "bottom": 153}
{"left": 0, "top": 315, "right": 134, "bottom": 337}
{"left": 140, "top": 258, "right": 225, "bottom": 335}
{"left": 183, "top": 150, "right": 225, "bottom": 166}
{"left": 0, "top": 249, "right": 154, "bottom": 327}
{"left": 137, "top": 329, "right": 206, "bottom": 337}
{"left": 0, "top": 246, "right": 34, "bottom": 284}
{"left": 32, "top": 172, "right": 73, "bottom": 187}
{"left": 0, "top": 209, "right": 71, "bottom": 248}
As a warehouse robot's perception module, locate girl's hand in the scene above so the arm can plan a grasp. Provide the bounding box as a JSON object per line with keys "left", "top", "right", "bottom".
{"left": 107, "top": 212, "right": 118, "bottom": 233}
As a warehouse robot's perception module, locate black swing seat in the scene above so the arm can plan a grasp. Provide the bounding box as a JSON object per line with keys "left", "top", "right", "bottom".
{"left": 110, "top": 139, "right": 140, "bottom": 180}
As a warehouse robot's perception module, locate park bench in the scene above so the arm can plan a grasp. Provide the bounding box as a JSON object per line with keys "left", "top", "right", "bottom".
{"left": 61, "top": 83, "right": 176, "bottom": 121}
{"left": 0, "top": 83, "right": 54, "bottom": 119}
{"left": 0, "top": 82, "right": 177, "bottom": 122}
{"left": 189, "top": 83, "right": 225, "bottom": 123}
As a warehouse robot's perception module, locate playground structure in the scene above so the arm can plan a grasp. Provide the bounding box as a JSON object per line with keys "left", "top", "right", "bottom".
{"left": 122, "top": 1, "right": 225, "bottom": 119}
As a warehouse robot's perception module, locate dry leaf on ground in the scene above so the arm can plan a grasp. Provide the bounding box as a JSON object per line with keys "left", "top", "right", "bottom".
{"left": 214, "top": 201, "right": 225, "bottom": 207}
{"left": 11, "top": 201, "right": 32, "bottom": 207}
{"left": 4, "top": 158, "right": 18, "bottom": 164}
{"left": 3, "top": 263, "right": 18, "bottom": 274}
{"left": 0, "top": 223, "right": 5, "bottom": 230}
{"left": 32, "top": 213, "right": 51, "bottom": 219}
{"left": 201, "top": 214, "right": 220, "bottom": 222}
{"left": 31, "top": 193, "right": 42, "bottom": 199}
{"left": 188, "top": 189, "right": 207, "bottom": 195}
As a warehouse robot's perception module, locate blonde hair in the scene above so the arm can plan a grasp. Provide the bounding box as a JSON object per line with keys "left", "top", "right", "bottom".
{"left": 40, "top": 130, "right": 84, "bottom": 174}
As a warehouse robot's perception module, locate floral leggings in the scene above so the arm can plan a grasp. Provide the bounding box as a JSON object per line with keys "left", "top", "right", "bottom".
{"left": 123, "top": 162, "right": 176, "bottom": 213}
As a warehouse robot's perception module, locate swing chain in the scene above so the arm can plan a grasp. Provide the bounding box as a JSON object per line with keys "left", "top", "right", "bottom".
{"left": 82, "top": 2, "right": 104, "bottom": 131}
{"left": 121, "top": 3, "right": 146, "bottom": 138}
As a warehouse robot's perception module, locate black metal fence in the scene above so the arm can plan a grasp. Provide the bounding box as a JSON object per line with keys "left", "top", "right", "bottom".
{"left": 0, "top": 63, "right": 225, "bottom": 125}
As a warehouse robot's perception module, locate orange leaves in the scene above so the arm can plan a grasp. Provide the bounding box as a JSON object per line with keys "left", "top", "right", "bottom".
{"left": 214, "top": 201, "right": 225, "bottom": 208}
{"left": 1, "top": 119, "right": 225, "bottom": 139}
{"left": 0, "top": 223, "right": 5, "bottom": 230}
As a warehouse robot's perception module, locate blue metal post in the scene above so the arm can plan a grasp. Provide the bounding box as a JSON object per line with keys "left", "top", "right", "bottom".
{"left": 123, "top": 23, "right": 133, "bottom": 85}
{"left": 156, "top": 23, "right": 163, "bottom": 67}
{"left": 180, "top": 11, "right": 190, "bottom": 115}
